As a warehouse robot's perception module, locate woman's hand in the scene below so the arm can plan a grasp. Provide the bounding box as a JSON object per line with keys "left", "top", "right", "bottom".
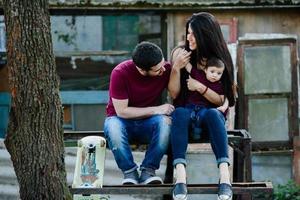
{"left": 172, "top": 48, "right": 191, "bottom": 70}
{"left": 187, "top": 75, "right": 202, "bottom": 91}
{"left": 168, "top": 47, "right": 192, "bottom": 99}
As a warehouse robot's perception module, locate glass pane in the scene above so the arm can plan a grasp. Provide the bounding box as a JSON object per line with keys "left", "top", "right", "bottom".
{"left": 244, "top": 45, "right": 291, "bottom": 94}
{"left": 0, "top": 16, "right": 5, "bottom": 52}
{"left": 248, "top": 98, "right": 289, "bottom": 141}
{"left": 102, "top": 15, "right": 161, "bottom": 51}
{"left": 51, "top": 16, "right": 103, "bottom": 51}
{"left": 102, "top": 15, "right": 139, "bottom": 51}
{"left": 220, "top": 24, "right": 230, "bottom": 43}
{"left": 252, "top": 153, "right": 292, "bottom": 185}
{"left": 139, "top": 15, "right": 161, "bottom": 34}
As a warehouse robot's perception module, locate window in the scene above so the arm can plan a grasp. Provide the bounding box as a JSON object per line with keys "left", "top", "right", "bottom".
{"left": 237, "top": 35, "right": 298, "bottom": 148}
{"left": 51, "top": 14, "right": 163, "bottom": 91}
{"left": 219, "top": 18, "right": 238, "bottom": 44}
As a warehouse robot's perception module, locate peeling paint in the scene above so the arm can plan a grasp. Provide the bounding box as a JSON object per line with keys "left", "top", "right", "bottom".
{"left": 47, "top": 0, "right": 300, "bottom": 7}
{"left": 1, "top": 0, "right": 299, "bottom": 9}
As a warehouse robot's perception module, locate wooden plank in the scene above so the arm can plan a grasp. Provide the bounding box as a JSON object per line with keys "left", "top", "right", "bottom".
{"left": 61, "top": 91, "right": 108, "bottom": 105}
{"left": 70, "top": 182, "right": 273, "bottom": 195}
{"left": 252, "top": 141, "right": 292, "bottom": 151}
{"left": 238, "top": 36, "right": 297, "bottom": 45}
{"left": 54, "top": 50, "right": 129, "bottom": 57}
{"left": 63, "top": 130, "right": 251, "bottom": 145}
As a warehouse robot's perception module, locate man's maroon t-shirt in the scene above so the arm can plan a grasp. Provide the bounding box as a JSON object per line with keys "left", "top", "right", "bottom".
{"left": 106, "top": 60, "right": 171, "bottom": 117}
{"left": 187, "top": 66, "right": 224, "bottom": 108}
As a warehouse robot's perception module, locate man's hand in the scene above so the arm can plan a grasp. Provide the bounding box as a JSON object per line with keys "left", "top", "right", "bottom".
{"left": 154, "top": 104, "right": 175, "bottom": 115}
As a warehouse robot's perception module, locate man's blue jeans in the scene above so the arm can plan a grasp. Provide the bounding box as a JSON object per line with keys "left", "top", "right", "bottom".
{"left": 104, "top": 115, "right": 171, "bottom": 174}
{"left": 171, "top": 107, "right": 230, "bottom": 167}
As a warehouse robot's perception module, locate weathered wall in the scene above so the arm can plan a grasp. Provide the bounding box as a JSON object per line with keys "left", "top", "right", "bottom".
{"left": 171, "top": 9, "right": 300, "bottom": 50}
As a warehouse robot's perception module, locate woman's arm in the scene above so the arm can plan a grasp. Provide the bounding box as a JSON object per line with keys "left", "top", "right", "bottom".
{"left": 187, "top": 76, "right": 224, "bottom": 106}
{"left": 202, "top": 87, "right": 224, "bottom": 106}
{"left": 168, "top": 48, "right": 191, "bottom": 99}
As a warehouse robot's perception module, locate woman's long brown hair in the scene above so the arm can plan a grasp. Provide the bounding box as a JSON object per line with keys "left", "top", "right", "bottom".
{"left": 175, "top": 12, "right": 236, "bottom": 107}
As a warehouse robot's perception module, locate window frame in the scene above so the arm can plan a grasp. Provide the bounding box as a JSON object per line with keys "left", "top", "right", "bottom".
{"left": 237, "top": 37, "right": 299, "bottom": 150}
{"left": 219, "top": 17, "right": 238, "bottom": 44}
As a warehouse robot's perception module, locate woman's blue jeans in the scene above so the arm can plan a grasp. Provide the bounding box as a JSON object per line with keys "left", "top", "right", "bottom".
{"left": 104, "top": 115, "right": 171, "bottom": 174}
{"left": 171, "top": 107, "right": 230, "bottom": 167}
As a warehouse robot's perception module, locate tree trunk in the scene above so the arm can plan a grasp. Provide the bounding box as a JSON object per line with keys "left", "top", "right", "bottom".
{"left": 3, "top": 1, "right": 72, "bottom": 199}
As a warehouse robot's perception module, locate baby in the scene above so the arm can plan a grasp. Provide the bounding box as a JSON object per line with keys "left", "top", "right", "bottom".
{"left": 185, "top": 57, "right": 229, "bottom": 140}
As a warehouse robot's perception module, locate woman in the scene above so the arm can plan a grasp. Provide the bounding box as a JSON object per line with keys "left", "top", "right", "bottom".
{"left": 169, "top": 12, "right": 236, "bottom": 200}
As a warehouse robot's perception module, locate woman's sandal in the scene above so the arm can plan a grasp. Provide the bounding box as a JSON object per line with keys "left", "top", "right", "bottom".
{"left": 218, "top": 183, "right": 232, "bottom": 200}
{"left": 172, "top": 183, "right": 188, "bottom": 200}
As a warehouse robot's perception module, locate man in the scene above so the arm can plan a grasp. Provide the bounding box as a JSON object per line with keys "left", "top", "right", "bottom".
{"left": 104, "top": 42, "right": 174, "bottom": 185}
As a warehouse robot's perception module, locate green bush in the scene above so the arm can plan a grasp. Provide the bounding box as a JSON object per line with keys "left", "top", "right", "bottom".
{"left": 274, "top": 180, "right": 300, "bottom": 200}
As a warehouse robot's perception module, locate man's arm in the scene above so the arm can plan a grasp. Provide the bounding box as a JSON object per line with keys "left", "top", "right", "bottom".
{"left": 112, "top": 98, "right": 175, "bottom": 119}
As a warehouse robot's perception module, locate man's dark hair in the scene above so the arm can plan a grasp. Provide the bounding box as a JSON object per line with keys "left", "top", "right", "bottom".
{"left": 132, "top": 41, "right": 163, "bottom": 71}
{"left": 206, "top": 57, "right": 225, "bottom": 69}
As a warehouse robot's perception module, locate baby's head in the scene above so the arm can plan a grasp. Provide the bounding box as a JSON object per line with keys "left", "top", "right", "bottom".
{"left": 204, "top": 57, "right": 225, "bottom": 82}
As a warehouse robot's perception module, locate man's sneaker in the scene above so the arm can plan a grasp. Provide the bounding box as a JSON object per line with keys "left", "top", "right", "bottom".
{"left": 122, "top": 169, "right": 139, "bottom": 185}
{"left": 173, "top": 183, "right": 188, "bottom": 200}
{"left": 139, "top": 168, "right": 163, "bottom": 184}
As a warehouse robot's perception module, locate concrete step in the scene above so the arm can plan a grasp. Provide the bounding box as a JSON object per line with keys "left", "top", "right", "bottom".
{"left": 0, "top": 166, "right": 18, "bottom": 185}
{"left": 0, "top": 184, "right": 19, "bottom": 200}
{"left": 0, "top": 149, "right": 14, "bottom": 167}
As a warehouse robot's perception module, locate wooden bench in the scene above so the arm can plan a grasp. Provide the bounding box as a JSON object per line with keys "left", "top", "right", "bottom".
{"left": 70, "top": 182, "right": 273, "bottom": 197}
{"left": 64, "top": 129, "right": 273, "bottom": 200}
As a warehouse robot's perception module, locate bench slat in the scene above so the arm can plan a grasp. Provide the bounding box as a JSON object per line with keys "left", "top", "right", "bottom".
{"left": 70, "top": 182, "right": 273, "bottom": 195}
{"left": 63, "top": 129, "right": 251, "bottom": 143}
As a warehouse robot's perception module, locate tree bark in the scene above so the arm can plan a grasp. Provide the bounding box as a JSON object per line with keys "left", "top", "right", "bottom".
{"left": 3, "top": 0, "right": 72, "bottom": 199}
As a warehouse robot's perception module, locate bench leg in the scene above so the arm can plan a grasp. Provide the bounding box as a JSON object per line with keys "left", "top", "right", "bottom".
{"left": 163, "top": 148, "right": 173, "bottom": 200}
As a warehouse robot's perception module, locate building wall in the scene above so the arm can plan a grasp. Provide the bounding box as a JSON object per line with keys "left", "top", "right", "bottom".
{"left": 170, "top": 9, "right": 300, "bottom": 52}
